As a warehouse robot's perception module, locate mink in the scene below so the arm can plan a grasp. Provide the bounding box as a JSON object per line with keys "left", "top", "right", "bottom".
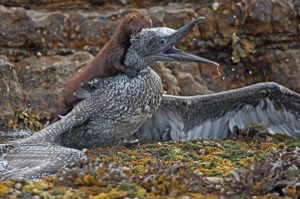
{"left": 57, "top": 11, "right": 152, "bottom": 115}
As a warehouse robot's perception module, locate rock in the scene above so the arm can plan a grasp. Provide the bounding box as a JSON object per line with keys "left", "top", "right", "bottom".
{"left": 152, "top": 62, "right": 213, "bottom": 95}
{"left": 205, "top": 176, "right": 224, "bottom": 184}
{"left": 13, "top": 183, "right": 22, "bottom": 190}
{"left": 14, "top": 52, "right": 94, "bottom": 113}
{"left": 0, "top": 56, "right": 25, "bottom": 119}
{"left": 177, "top": 72, "right": 212, "bottom": 95}
{"left": 269, "top": 49, "right": 300, "bottom": 93}
{"left": 151, "top": 63, "right": 180, "bottom": 95}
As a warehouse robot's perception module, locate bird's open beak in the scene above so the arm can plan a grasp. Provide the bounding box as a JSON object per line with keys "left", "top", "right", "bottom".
{"left": 162, "top": 17, "right": 219, "bottom": 66}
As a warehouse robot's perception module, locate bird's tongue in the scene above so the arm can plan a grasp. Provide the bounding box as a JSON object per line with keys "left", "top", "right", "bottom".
{"left": 164, "top": 46, "right": 219, "bottom": 66}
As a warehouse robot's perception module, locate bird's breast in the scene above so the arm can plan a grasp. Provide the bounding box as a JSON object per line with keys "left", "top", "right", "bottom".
{"left": 90, "top": 68, "right": 163, "bottom": 125}
{"left": 115, "top": 68, "right": 163, "bottom": 123}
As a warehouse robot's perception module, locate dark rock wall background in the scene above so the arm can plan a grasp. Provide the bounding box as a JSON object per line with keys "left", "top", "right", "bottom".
{"left": 0, "top": 0, "right": 299, "bottom": 129}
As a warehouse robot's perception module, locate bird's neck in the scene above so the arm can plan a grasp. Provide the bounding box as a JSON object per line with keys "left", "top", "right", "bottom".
{"left": 124, "top": 47, "right": 148, "bottom": 71}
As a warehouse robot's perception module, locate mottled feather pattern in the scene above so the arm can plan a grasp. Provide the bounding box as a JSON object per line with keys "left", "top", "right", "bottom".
{"left": 134, "top": 82, "right": 300, "bottom": 141}
{"left": 60, "top": 68, "right": 163, "bottom": 149}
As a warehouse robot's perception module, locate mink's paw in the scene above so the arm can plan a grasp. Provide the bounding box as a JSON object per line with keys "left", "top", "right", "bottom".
{"left": 125, "top": 67, "right": 139, "bottom": 78}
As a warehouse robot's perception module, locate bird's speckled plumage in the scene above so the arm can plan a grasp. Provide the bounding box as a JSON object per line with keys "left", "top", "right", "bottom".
{"left": 60, "top": 68, "right": 163, "bottom": 149}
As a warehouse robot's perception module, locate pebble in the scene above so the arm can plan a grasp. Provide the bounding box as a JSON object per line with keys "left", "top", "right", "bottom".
{"left": 215, "top": 142, "right": 222, "bottom": 147}
{"left": 226, "top": 191, "right": 235, "bottom": 195}
{"left": 36, "top": 51, "right": 42, "bottom": 57}
{"left": 270, "top": 147, "right": 277, "bottom": 153}
{"left": 119, "top": 0, "right": 130, "bottom": 5}
{"left": 75, "top": 25, "right": 81, "bottom": 33}
{"left": 193, "top": 169, "right": 203, "bottom": 176}
{"left": 199, "top": 148, "right": 206, "bottom": 155}
{"left": 212, "top": 2, "right": 220, "bottom": 11}
{"left": 215, "top": 184, "right": 222, "bottom": 189}
{"left": 70, "top": 33, "right": 76, "bottom": 39}
{"left": 14, "top": 183, "right": 22, "bottom": 190}
{"left": 231, "top": 170, "right": 241, "bottom": 182}
{"left": 63, "top": 32, "right": 68, "bottom": 38}
{"left": 182, "top": 196, "right": 191, "bottom": 199}
{"left": 174, "top": 148, "right": 181, "bottom": 153}
{"left": 206, "top": 176, "right": 224, "bottom": 184}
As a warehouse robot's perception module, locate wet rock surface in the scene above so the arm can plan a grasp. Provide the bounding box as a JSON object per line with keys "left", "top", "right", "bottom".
{"left": 15, "top": 52, "right": 94, "bottom": 112}
{"left": 0, "top": 57, "right": 26, "bottom": 130}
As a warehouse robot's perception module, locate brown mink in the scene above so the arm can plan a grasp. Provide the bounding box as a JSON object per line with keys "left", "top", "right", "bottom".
{"left": 57, "top": 11, "right": 152, "bottom": 115}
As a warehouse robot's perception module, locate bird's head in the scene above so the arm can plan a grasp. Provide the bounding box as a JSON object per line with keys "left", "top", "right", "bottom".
{"left": 124, "top": 16, "right": 219, "bottom": 70}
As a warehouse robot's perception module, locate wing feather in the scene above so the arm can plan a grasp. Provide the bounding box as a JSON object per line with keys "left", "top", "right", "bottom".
{"left": 1, "top": 144, "right": 84, "bottom": 179}
{"left": 134, "top": 82, "right": 300, "bottom": 141}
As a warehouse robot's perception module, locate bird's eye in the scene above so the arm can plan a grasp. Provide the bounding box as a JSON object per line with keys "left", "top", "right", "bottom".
{"left": 160, "top": 39, "right": 166, "bottom": 45}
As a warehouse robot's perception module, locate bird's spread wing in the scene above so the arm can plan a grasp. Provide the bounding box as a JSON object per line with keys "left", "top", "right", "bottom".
{"left": 134, "top": 82, "right": 300, "bottom": 141}
{"left": 0, "top": 143, "right": 85, "bottom": 179}
{"left": 12, "top": 89, "right": 110, "bottom": 145}
{"left": 0, "top": 88, "right": 108, "bottom": 179}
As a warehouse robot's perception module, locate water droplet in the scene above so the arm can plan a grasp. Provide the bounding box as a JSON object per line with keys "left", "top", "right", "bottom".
{"left": 222, "top": 76, "right": 225, "bottom": 80}
{"left": 233, "top": 15, "right": 237, "bottom": 19}
{"left": 232, "top": 68, "right": 235, "bottom": 71}
{"left": 249, "top": 70, "right": 252, "bottom": 74}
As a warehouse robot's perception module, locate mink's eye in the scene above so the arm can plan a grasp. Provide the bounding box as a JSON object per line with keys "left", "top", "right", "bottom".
{"left": 133, "top": 28, "right": 142, "bottom": 36}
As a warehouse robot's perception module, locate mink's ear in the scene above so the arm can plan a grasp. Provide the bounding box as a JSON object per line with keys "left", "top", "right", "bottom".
{"left": 148, "top": 18, "right": 153, "bottom": 27}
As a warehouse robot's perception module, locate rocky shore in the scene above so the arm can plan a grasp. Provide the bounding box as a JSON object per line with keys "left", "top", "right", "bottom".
{"left": 0, "top": 0, "right": 300, "bottom": 198}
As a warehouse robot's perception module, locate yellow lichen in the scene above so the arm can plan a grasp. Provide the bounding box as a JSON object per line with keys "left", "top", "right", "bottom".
{"left": 0, "top": 183, "right": 9, "bottom": 198}
{"left": 1, "top": 136, "right": 297, "bottom": 198}
{"left": 89, "top": 192, "right": 110, "bottom": 199}
{"left": 89, "top": 188, "right": 128, "bottom": 199}
{"left": 239, "top": 156, "right": 254, "bottom": 166}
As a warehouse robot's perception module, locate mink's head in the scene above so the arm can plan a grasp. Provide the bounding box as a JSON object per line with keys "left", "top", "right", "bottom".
{"left": 118, "top": 11, "right": 152, "bottom": 39}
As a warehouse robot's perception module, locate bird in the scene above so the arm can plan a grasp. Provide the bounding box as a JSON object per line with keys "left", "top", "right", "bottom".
{"left": 57, "top": 11, "right": 152, "bottom": 115}
{"left": 0, "top": 16, "right": 218, "bottom": 179}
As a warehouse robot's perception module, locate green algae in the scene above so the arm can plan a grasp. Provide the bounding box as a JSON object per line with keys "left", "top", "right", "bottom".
{"left": 2, "top": 125, "right": 300, "bottom": 198}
